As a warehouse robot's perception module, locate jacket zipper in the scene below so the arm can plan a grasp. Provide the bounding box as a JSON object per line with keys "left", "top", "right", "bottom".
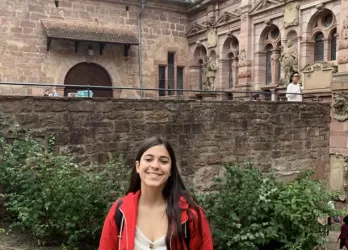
{"left": 119, "top": 208, "right": 129, "bottom": 250}
{"left": 170, "top": 218, "right": 188, "bottom": 249}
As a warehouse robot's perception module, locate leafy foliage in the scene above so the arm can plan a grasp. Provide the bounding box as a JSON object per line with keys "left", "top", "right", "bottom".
{"left": 0, "top": 137, "right": 129, "bottom": 247}
{"left": 197, "top": 165, "right": 340, "bottom": 250}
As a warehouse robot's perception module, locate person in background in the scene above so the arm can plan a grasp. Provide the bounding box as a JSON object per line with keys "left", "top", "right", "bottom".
{"left": 52, "top": 87, "right": 59, "bottom": 97}
{"left": 339, "top": 215, "right": 348, "bottom": 249}
{"left": 286, "top": 71, "right": 303, "bottom": 102}
{"left": 43, "top": 89, "right": 50, "bottom": 96}
{"left": 99, "top": 136, "right": 213, "bottom": 250}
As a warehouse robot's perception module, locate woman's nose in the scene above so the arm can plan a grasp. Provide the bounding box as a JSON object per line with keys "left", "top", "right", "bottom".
{"left": 150, "top": 160, "right": 160, "bottom": 168}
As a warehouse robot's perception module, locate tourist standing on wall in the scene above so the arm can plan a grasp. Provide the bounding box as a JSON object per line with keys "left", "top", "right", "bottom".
{"left": 99, "top": 136, "right": 213, "bottom": 250}
{"left": 286, "top": 71, "right": 303, "bottom": 102}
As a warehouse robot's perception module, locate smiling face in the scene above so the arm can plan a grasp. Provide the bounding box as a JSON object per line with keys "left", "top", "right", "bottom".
{"left": 136, "top": 144, "right": 172, "bottom": 189}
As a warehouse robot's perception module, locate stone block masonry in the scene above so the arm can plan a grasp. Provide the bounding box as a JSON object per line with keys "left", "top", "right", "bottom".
{"left": 0, "top": 97, "right": 330, "bottom": 190}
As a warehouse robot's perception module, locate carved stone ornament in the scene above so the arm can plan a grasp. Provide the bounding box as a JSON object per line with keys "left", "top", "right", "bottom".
{"left": 206, "top": 28, "right": 217, "bottom": 48}
{"left": 333, "top": 92, "right": 348, "bottom": 122}
{"left": 283, "top": 2, "right": 300, "bottom": 28}
{"left": 238, "top": 45, "right": 247, "bottom": 61}
{"left": 339, "top": 16, "right": 348, "bottom": 50}
{"left": 302, "top": 61, "right": 337, "bottom": 73}
{"left": 279, "top": 39, "right": 298, "bottom": 84}
{"left": 202, "top": 56, "right": 217, "bottom": 90}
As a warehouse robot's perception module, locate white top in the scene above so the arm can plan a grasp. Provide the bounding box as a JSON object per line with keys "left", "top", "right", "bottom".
{"left": 286, "top": 82, "right": 303, "bottom": 102}
{"left": 134, "top": 227, "right": 167, "bottom": 250}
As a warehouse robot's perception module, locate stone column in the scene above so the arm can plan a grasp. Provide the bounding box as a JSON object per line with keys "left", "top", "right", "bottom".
{"left": 232, "top": 61, "right": 239, "bottom": 87}
{"left": 271, "top": 49, "right": 280, "bottom": 85}
{"left": 234, "top": 0, "right": 252, "bottom": 98}
{"left": 337, "top": 0, "right": 348, "bottom": 72}
{"left": 218, "top": 59, "right": 229, "bottom": 90}
{"left": 324, "top": 38, "right": 330, "bottom": 62}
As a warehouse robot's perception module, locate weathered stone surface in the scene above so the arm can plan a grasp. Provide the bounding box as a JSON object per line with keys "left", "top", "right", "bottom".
{"left": 0, "top": 97, "right": 331, "bottom": 189}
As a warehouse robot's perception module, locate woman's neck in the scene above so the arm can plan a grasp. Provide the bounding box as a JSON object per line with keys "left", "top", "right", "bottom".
{"left": 139, "top": 186, "right": 166, "bottom": 207}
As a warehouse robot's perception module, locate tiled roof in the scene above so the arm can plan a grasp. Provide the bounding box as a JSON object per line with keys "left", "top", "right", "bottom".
{"left": 42, "top": 20, "right": 139, "bottom": 45}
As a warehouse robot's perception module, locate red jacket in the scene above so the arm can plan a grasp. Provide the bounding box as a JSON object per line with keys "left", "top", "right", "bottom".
{"left": 339, "top": 224, "right": 348, "bottom": 249}
{"left": 99, "top": 190, "right": 213, "bottom": 250}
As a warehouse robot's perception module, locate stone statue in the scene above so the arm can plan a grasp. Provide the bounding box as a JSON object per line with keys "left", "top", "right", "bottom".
{"left": 333, "top": 92, "right": 348, "bottom": 122}
{"left": 279, "top": 39, "right": 298, "bottom": 84}
{"left": 204, "top": 56, "right": 217, "bottom": 90}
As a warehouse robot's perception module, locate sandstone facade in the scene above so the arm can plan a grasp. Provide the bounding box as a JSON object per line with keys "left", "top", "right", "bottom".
{"left": 0, "top": 0, "right": 342, "bottom": 99}
{"left": 0, "top": 97, "right": 330, "bottom": 189}
{"left": 0, "top": 0, "right": 189, "bottom": 98}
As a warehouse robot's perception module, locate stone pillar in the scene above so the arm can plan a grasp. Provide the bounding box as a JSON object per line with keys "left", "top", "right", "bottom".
{"left": 218, "top": 59, "right": 229, "bottom": 90}
{"left": 324, "top": 39, "right": 330, "bottom": 62}
{"left": 330, "top": 0, "right": 348, "bottom": 197}
{"left": 232, "top": 61, "right": 239, "bottom": 87}
{"left": 271, "top": 89, "right": 277, "bottom": 102}
{"left": 234, "top": 0, "right": 252, "bottom": 98}
{"left": 337, "top": 0, "right": 348, "bottom": 72}
{"left": 271, "top": 49, "right": 280, "bottom": 85}
{"left": 188, "top": 65, "right": 201, "bottom": 92}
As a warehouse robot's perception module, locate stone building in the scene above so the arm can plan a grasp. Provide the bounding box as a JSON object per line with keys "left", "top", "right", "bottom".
{"left": 0, "top": 0, "right": 344, "bottom": 100}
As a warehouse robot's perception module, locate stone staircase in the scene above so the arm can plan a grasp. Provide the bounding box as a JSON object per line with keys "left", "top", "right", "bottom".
{"left": 328, "top": 231, "right": 340, "bottom": 250}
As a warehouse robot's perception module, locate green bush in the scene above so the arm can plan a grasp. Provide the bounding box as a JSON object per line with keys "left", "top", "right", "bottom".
{"left": 198, "top": 165, "right": 340, "bottom": 250}
{"left": 0, "top": 137, "right": 129, "bottom": 247}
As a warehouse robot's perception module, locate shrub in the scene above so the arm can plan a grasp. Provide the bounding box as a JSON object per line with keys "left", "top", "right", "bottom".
{"left": 198, "top": 164, "right": 340, "bottom": 250}
{"left": 0, "top": 137, "right": 129, "bottom": 247}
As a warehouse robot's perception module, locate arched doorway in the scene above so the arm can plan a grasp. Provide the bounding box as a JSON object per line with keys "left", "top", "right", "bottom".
{"left": 64, "top": 62, "right": 113, "bottom": 97}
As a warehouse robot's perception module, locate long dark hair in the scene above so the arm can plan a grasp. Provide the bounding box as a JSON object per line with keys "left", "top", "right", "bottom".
{"left": 289, "top": 71, "right": 299, "bottom": 83}
{"left": 127, "top": 136, "right": 203, "bottom": 250}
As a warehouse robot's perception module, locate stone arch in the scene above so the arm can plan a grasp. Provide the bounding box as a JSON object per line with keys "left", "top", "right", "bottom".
{"left": 222, "top": 35, "right": 239, "bottom": 60}
{"left": 259, "top": 24, "right": 281, "bottom": 52}
{"left": 306, "top": 8, "right": 337, "bottom": 41}
{"left": 209, "top": 50, "right": 217, "bottom": 60}
{"left": 193, "top": 44, "right": 208, "bottom": 63}
{"left": 221, "top": 35, "right": 240, "bottom": 89}
{"left": 64, "top": 62, "right": 113, "bottom": 97}
{"left": 257, "top": 24, "right": 281, "bottom": 85}
{"left": 56, "top": 57, "right": 121, "bottom": 86}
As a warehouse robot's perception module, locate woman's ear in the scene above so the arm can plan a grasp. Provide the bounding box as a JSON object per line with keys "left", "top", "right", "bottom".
{"left": 135, "top": 160, "right": 140, "bottom": 173}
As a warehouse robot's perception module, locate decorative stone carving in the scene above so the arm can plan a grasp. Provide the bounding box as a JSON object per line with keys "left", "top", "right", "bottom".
{"left": 199, "top": 57, "right": 216, "bottom": 90}
{"left": 302, "top": 61, "right": 337, "bottom": 73}
{"left": 238, "top": 45, "right": 247, "bottom": 61}
{"left": 238, "top": 71, "right": 251, "bottom": 78}
{"left": 186, "top": 23, "right": 206, "bottom": 37}
{"left": 330, "top": 154, "right": 345, "bottom": 193}
{"left": 206, "top": 57, "right": 217, "bottom": 90}
{"left": 206, "top": 28, "right": 217, "bottom": 48}
{"left": 283, "top": 2, "right": 300, "bottom": 28}
{"left": 339, "top": 16, "right": 348, "bottom": 50}
{"left": 279, "top": 39, "right": 298, "bottom": 85}
{"left": 301, "top": 62, "right": 337, "bottom": 91}
{"left": 338, "top": 56, "right": 348, "bottom": 64}
{"left": 333, "top": 92, "right": 348, "bottom": 122}
{"left": 214, "top": 11, "right": 240, "bottom": 27}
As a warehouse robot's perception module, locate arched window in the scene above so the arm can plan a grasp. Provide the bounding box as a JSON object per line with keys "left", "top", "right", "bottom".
{"left": 229, "top": 54, "right": 233, "bottom": 88}
{"left": 314, "top": 32, "right": 324, "bottom": 61}
{"left": 265, "top": 44, "right": 273, "bottom": 85}
{"left": 330, "top": 29, "right": 337, "bottom": 60}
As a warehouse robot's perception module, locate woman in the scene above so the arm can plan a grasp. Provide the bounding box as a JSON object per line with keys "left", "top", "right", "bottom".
{"left": 99, "top": 136, "right": 213, "bottom": 250}
{"left": 339, "top": 215, "right": 348, "bottom": 249}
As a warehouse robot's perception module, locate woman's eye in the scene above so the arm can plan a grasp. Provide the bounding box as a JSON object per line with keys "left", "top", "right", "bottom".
{"left": 161, "top": 160, "right": 169, "bottom": 164}
{"left": 144, "top": 158, "right": 152, "bottom": 162}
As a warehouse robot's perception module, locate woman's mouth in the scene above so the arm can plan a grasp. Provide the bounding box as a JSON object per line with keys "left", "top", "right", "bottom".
{"left": 146, "top": 172, "right": 162, "bottom": 176}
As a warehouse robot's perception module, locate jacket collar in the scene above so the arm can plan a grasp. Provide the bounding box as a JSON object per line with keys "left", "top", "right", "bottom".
{"left": 120, "top": 190, "right": 190, "bottom": 223}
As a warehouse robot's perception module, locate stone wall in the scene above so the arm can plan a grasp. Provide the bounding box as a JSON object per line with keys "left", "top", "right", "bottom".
{"left": 0, "top": 0, "right": 189, "bottom": 97}
{"left": 0, "top": 97, "right": 330, "bottom": 189}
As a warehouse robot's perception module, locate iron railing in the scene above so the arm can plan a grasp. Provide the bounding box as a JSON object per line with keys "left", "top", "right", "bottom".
{"left": 0, "top": 82, "right": 329, "bottom": 102}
